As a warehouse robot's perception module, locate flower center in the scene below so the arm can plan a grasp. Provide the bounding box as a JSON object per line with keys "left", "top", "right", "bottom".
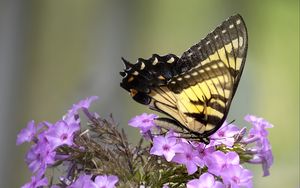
{"left": 218, "top": 131, "right": 224, "bottom": 137}
{"left": 185, "top": 153, "right": 192, "bottom": 160}
{"left": 232, "top": 176, "right": 240, "bottom": 184}
{"left": 142, "top": 119, "right": 150, "bottom": 123}
{"left": 37, "top": 153, "right": 41, "bottom": 160}
{"left": 61, "top": 133, "right": 68, "bottom": 141}
{"left": 221, "top": 164, "right": 226, "bottom": 169}
{"left": 162, "top": 144, "right": 170, "bottom": 151}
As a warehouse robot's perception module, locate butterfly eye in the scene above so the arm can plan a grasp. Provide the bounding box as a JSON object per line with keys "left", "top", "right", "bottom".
{"left": 130, "top": 89, "right": 138, "bottom": 97}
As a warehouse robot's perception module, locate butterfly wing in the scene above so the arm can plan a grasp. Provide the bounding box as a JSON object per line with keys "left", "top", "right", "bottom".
{"left": 175, "top": 14, "right": 247, "bottom": 98}
{"left": 167, "top": 14, "right": 248, "bottom": 136}
{"left": 120, "top": 14, "right": 248, "bottom": 138}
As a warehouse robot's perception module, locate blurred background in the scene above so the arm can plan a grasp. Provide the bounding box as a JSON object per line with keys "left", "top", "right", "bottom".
{"left": 0, "top": 0, "right": 298, "bottom": 187}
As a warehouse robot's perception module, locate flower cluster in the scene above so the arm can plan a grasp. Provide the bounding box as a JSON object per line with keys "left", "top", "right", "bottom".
{"left": 17, "top": 96, "right": 273, "bottom": 188}
{"left": 17, "top": 96, "right": 118, "bottom": 188}
{"left": 129, "top": 113, "right": 274, "bottom": 187}
{"left": 67, "top": 174, "right": 118, "bottom": 188}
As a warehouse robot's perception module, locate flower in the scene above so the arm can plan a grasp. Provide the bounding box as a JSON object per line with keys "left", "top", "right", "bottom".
{"left": 192, "top": 142, "right": 215, "bottom": 160}
{"left": 21, "top": 174, "right": 48, "bottom": 188}
{"left": 172, "top": 142, "right": 203, "bottom": 174}
{"left": 68, "top": 174, "right": 96, "bottom": 188}
{"left": 244, "top": 115, "right": 274, "bottom": 176}
{"left": 245, "top": 115, "right": 273, "bottom": 144}
{"left": 245, "top": 115, "right": 273, "bottom": 128}
{"left": 94, "top": 175, "right": 119, "bottom": 188}
{"left": 205, "top": 151, "right": 240, "bottom": 176}
{"left": 25, "top": 141, "right": 56, "bottom": 174}
{"left": 67, "top": 174, "right": 119, "bottom": 188}
{"left": 128, "top": 113, "right": 158, "bottom": 133}
{"left": 150, "top": 131, "right": 181, "bottom": 161}
{"left": 222, "top": 165, "right": 253, "bottom": 188}
{"left": 16, "top": 120, "right": 37, "bottom": 145}
{"left": 210, "top": 122, "right": 240, "bottom": 147}
{"left": 16, "top": 95, "right": 275, "bottom": 188}
{"left": 64, "top": 96, "right": 99, "bottom": 124}
{"left": 187, "top": 173, "right": 225, "bottom": 188}
{"left": 249, "top": 147, "right": 273, "bottom": 176}
{"left": 260, "top": 149, "right": 273, "bottom": 176}
{"left": 45, "top": 120, "right": 80, "bottom": 149}
{"left": 68, "top": 96, "right": 99, "bottom": 116}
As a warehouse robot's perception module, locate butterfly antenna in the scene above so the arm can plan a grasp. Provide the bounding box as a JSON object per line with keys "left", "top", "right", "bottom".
{"left": 121, "top": 57, "right": 133, "bottom": 69}
{"left": 227, "top": 119, "right": 235, "bottom": 125}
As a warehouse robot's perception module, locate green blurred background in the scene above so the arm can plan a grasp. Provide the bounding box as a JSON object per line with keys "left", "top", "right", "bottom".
{"left": 0, "top": 0, "right": 298, "bottom": 187}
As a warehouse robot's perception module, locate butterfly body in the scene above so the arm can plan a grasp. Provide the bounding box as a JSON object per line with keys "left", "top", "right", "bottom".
{"left": 120, "top": 14, "right": 248, "bottom": 143}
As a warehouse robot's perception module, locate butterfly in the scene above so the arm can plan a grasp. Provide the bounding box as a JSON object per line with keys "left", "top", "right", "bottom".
{"left": 120, "top": 14, "right": 248, "bottom": 144}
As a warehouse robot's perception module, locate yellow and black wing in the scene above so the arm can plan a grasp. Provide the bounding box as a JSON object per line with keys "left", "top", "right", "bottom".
{"left": 120, "top": 14, "right": 248, "bottom": 142}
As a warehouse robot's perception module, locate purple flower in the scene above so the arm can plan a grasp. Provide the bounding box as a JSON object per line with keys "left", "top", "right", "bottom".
{"left": 129, "top": 113, "right": 158, "bottom": 133}
{"left": 205, "top": 151, "right": 239, "bottom": 176}
{"left": 260, "top": 149, "right": 273, "bottom": 176}
{"left": 245, "top": 115, "right": 273, "bottom": 128}
{"left": 150, "top": 131, "right": 181, "bottom": 161}
{"left": 26, "top": 141, "right": 56, "bottom": 173}
{"left": 68, "top": 174, "right": 96, "bottom": 188}
{"left": 68, "top": 96, "right": 98, "bottom": 116}
{"left": 245, "top": 115, "right": 273, "bottom": 143}
{"left": 64, "top": 96, "right": 98, "bottom": 124}
{"left": 210, "top": 122, "right": 240, "bottom": 147}
{"left": 37, "top": 125, "right": 51, "bottom": 144}
{"left": 192, "top": 142, "right": 215, "bottom": 160}
{"left": 17, "top": 120, "right": 37, "bottom": 145}
{"left": 45, "top": 120, "right": 80, "bottom": 149}
{"left": 21, "top": 174, "right": 48, "bottom": 188}
{"left": 222, "top": 165, "right": 253, "bottom": 188}
{"left": 244, "top": 115, "right": 274, "bottom": 176}
{"left": 94, "top": 175, "right": 119, "bottom": 188}
{"left": 172, "top": 142, "right": 203, "bottom": 174}
{"left": 249, "top": 147, "right": 273, "bottom": 176}
{"left": 187, "top": 173, "right": 225, "bottom": 188}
